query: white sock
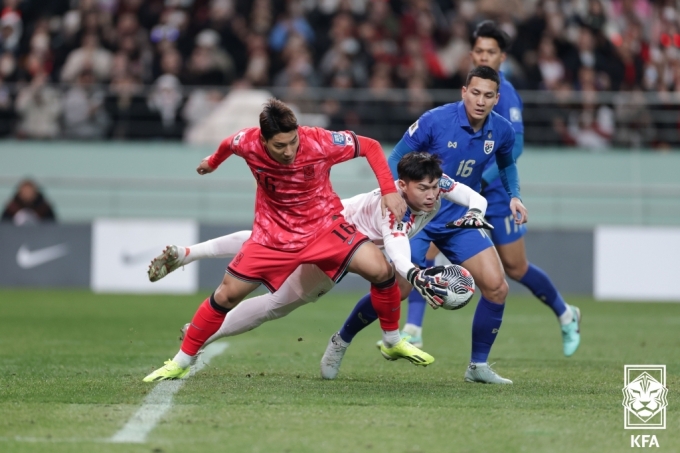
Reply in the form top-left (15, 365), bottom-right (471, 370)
top-left (471, 362), bottom-right (488, 367)
top-left (172, 350), bottom-right (194, 368)
top-left (402, 323), bottom-right (422, 338)
top-left (183, 231), bottom-right (252, 265)
top-left (206, 280), bottom-right (309, 343)
top-left (558, 306), bottom-right (574, 326)
top-left (382, 330), bottom-right (401, 348)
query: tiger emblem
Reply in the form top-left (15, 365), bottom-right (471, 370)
top-left (622, 372), bottom-right (668, 422)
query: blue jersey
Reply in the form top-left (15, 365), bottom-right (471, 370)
top-left (484, 72), bottom-right (524, 218)
top-left (400, 101), bottom-right (516, 234)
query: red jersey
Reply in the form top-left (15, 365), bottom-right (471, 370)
top-left (208, 126), bottom-right (395, 251)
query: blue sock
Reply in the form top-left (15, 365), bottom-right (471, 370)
top-left (406, 289), bottom-right (426, 327)
top-left (519, 263), bottom-right (568, 317)
top-left (406, 258), bottom-right (434, 327)
top-left (338, 293), bottom-right (378, 343)
top-left (471, 296), bottom-right (505, 363)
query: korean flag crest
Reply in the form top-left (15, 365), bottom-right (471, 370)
top-left (483, 140), bottom-right (495, 154)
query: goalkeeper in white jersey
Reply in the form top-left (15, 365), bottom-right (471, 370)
top-left (147, 152), bottom-right (491, 375)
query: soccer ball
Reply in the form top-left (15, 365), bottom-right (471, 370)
top-left (438, 264), bottom-right (475, 310)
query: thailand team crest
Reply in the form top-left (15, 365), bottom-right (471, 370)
top-left (622, 365), bottom-right (667, 429)
top-left (483, 140), bottom-right (494, 154)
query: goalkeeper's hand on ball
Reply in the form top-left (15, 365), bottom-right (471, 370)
top-left (407, 266), bottom-right (449, 310)
top-left (446, 208), bottom-right (494, 230)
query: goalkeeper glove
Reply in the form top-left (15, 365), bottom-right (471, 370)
top-left (445, 208), bottom-right (494, 230)
top-left (407, 266), bottom-right (449, 309)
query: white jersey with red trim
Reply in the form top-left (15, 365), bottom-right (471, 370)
top-left (340, 174), bottom-right (485, 280)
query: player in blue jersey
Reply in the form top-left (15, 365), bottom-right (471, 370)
top-left (320, 65), bottom-right (527, 384)
top-left (399, 21), bottom-right (581, 357)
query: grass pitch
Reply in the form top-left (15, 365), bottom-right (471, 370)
top-left (0, 289), bottom-right (678, 453)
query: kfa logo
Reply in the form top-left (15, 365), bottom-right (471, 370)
top-left (483, 140), bottom-right (494, 154)
top-left (303, 164), bottom-right (315, 180)
top-left (623, 365), bottom-right (667, 430)
top-left (631, 435), bottom-right (659, 448)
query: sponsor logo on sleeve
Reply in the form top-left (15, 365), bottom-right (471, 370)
top-left (439, 176), bottom-right (454, 191)
top-left (233, 131), bottom-right (244, 146)
top-left (331, 132), bottom-right (346, 145)
top-left (509, 107), bottom-right (522, 122)
top-left (408, 120), bottom-right (419, 136)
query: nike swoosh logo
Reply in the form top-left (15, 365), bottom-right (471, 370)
top-left (347, 233), bottom-right (357, 245)
top-left (16, 244), bottom-right (69, 269)
top-left (120, 248), bottom-right (163, 265)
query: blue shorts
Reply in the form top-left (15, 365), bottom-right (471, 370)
top-left (410, 227), bottom-right (494, 267)
top-left (487, 214), bottom-right (527, 245)
top-left (482, 180), bottom-right (527, 246)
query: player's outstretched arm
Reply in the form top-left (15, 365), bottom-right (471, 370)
top-left (199, 134), bottom-right (238, 174)
top-left (197, 157), bottom-right (215, 175)
top-left (356, 135), bottom-right (406, 219)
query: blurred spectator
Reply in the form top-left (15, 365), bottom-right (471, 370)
top-left (438, 19), bottom-right (470, 83)
top-left (147, 73), bottom-right (184, 137)
top-left (613, 88), bottom-right (655, 148)
top-left (243, 33), bottom-right (270, 86)
top-left (0, 11), bottom-right (22, 54)
top-left (105, 74), bottom-right (153, 139)
top-left (62, 69), bottom-right (109, 139)
top-left (15, 72), bottom-right (61, 139)
top-left (184, 30), bottom-right (235, 85)
top-left (536, 36), bottom-right (565, 90)
top-left (60, 33), bottom-right (113, 83)
top-left (567, 88), bottom-right (615, 149)
top-left (269, 0), bottom-right (314, 52)
top-left (182, 88), bottom-right (224, 130)
top-left (2, 179), bottom-right (57, 225)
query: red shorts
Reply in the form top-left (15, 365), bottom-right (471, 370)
top-left (227, 216), bottom-right (369, 292)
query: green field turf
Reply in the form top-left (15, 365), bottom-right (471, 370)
top-left (0, 289), bottom-right (678, 453)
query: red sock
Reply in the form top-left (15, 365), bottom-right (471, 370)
top-left (180, 297), bottom-right (228, 356)
top-left (370, 278), bottom-right (400, 332)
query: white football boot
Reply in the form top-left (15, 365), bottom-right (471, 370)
top-left (464, 362), bottom-right (513, 384)
top-left (148, 245), bottom-right (187, 282)
top-left (320, 332), bottom-right (349, 380)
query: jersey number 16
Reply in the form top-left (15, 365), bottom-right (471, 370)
top-left (455, 159), bottom-right (476, 178)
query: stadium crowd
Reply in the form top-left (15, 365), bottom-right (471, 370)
top-left (0, 0), bottom-right (678, 147)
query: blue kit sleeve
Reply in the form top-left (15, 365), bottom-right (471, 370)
top-left (482, 132), bottom-right (524, 186)
top-left (387, 138), bottom-right (415, 179)
top-left (496, 130), bottom-right (521, 199)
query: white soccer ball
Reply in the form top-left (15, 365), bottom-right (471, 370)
top-left (438, 264), bottom-right (475, 310)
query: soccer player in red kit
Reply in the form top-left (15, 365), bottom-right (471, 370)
top-left (144, 99), bottom-right (435, 381)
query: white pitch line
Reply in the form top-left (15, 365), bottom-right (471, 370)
top-left (109, 341), bottom-right (229, 444)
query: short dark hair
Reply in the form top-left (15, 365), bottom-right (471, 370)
top-left (471, 20), bottom-right (509, 52)
top-left (465, 65), bottom-right (500, 90)
top-left (259, 98), bottom-right (298, 140)
top-left (397, 152), bottom-right (443, 183)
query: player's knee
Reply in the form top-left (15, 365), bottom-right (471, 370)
top-left (213, 285), bottom-right (242, 309)
top-left (480, 277), bottom-right (508, 302)
top-left (503, 259), bottom-right (529, 281)
top-left (367, 264), bottom-right (394, 285)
